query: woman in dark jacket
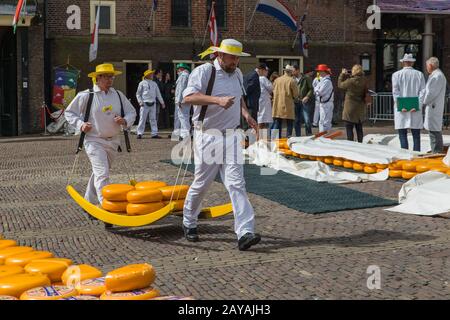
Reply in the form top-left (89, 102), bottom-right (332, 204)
top-left (338, 64), bottom-right (368, 142)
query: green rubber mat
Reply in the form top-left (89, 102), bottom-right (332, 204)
top-left (161, 160), bottom-right (398, 214)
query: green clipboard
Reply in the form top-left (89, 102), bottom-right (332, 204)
top-left (397, 97), bottom-right (419, 111)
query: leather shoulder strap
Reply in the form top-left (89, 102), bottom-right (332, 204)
top-left (76, 89), bottom-right (94, 154)
top-left (199, 64), bottom-right (216, 123)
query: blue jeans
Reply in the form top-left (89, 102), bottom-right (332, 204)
top-left (398, 129), bottom-right (421, 152)
top-left (272, 118), bottom-right (294, 138)
top-left (294, 102), bottom-right (312, 136)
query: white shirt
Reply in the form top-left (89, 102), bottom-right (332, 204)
top-left (314, 75), bottom-right (334, 105)
top-left (65, 85), bottom-right (136, 144)
top-left (392, 67), bottom-right (426, 129)
top-left (136, 79), bottom-right (164, 106)
top-left (183, 59), bottom-right (244, 132)
top-left (175, 70), bottom-right (190, 105)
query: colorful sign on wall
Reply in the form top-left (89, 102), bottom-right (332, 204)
top-left (52, 67), bottom-right (80, 109)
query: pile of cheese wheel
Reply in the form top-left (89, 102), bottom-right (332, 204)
top-left (275, 139), bottom-right (450, 180)
top-left (0, 238), bottom-right (193, 300)
top-left (102, 180), bottom-right (189, 215)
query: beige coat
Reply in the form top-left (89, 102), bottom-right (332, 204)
top-left (272, 74), bottom-right (299, 120)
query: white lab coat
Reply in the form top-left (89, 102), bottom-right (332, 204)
top-left (257, 76), bottom-right (273, 124)
top-left (392, 67), bottom-right (426, 130)
top-left (422, 69), bottom-right (447, 132)
top-left (314, 75), bottom-right (334, 132)
top-left (175, 70), bottom-right (191, 139)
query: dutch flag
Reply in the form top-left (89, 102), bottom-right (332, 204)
top-left (256, 0), bottom-right (297, 32)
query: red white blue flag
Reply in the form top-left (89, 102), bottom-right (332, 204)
top-left (12, 0), bottom-right (26, 34)
top-left (208, 2), bottom-right (219, 46)
top-left (256, 0), bottom-right (297, 32)
top-left (89, 6), bottom-right (100, 62)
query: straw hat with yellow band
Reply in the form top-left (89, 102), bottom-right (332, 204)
top-left (88, 63), bottom-right (122, 78)
top-left (199, 39), bottom-right (251, 60)
top-left (142, 69), bottom-right (156, 80)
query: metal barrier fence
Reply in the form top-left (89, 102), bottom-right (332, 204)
top-left (368, 92), bottom-right (450, 128)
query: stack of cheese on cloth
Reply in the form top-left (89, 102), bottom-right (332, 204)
top-left (102, 181), bottom-right (189, 215)
top-left (0, 239), bottom-right (193, 300)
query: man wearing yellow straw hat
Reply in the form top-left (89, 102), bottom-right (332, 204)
top-left (65, 63), bottom-right (136, 204)
top-left (181, 39), bottom-right (261, 251)
top-left (136, 69), bottom-right (165, 139)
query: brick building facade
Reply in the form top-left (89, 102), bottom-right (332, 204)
top-left (2, 0), bottom-right (450, 135)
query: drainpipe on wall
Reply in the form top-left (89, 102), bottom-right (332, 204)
top-left (43, 0), bottom-right (51, 108)
top-left (423, 14), bottom-right (434, 70)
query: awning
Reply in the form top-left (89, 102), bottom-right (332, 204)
top-left (376, 0), bottom-right (450, 15)
top-left (0, 2), bottom-right (37, 27)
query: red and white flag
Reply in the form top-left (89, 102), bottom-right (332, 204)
top-left (208, 3), bottom-right (219, 46)
top-left (12, 0), bottom-right (25, 34)
top-left (89, 7), bottom-right (100, 62)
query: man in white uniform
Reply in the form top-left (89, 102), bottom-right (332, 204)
top-left (182, 39), bottom-right (261, 251)
top-left (258, 66), bottom-right (273, 131)
top-left (421, 57), bottom-right (447, 154)
top-left (314, 64), bottom-right (334, 132)
top-left (312, 73), bottom-right (321, 127)
top-left (392, 53), bottom-right (426, 151)
top-left (65, 63), bottom-right (136, 204)
top-left (173, 63), bottom-right (191, 140)
top-left (136, 69), bottom-right (165, 139)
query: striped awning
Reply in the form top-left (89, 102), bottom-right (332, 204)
top-left (376, 0), bottom-right (450, 15)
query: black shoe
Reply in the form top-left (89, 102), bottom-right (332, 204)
top-left (183, 225), bottom-right (199, 242)
top-left (238, 233), bottom-right (261, 251)
top-left (151, 135), bottom-right (162, 139)
top-left (137, 135), bottom-right (142, 139)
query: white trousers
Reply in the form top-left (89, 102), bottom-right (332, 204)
top-left (137, 105), bottom-right (158, 136)
top-left (313, 100), bottom-right (320, 126)
top-left (183, 130), bottom-right (256, 240)
top-left (172, 105), bottom-right (181, 138)
top-left (84, 140), bottom-right (117, 204)
top-left (319, 102), bottom-right (334, 132)
top-left (178, 105), bottom-right (191, 139)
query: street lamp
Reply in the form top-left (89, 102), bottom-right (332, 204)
top-left (360, 53), bottom-right (372, 75)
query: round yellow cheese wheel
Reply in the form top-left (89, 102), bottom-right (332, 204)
top-left (376, 169), bottom-right (385, 173)
top-left (308, 155), bottom-right (317, 161)
top-left (389, 169), bottom-right (403, 178)
top-left (284, 150), bottom-right (294, 156)
top-left (158, 185), bottom-right (189, 201)
top-left (0, 273), bottom-right (51, 297)
top-left (149, 296), bottom-right (195, 300)
top-left (299, 154), bottom-right (309, 159)
top-left (316, 156), bottom-right (324, 162)
top-left (24, 259), bottom-right (70, 283)
top-left (0, 295), bottom-right (19, 300)
top-left (77, 277), bottom-right (106, 296)
top-left (5, 251), bottom-right (53, 267)
top-left (402, 161), bottom-right (420, 172)
top-left (100, 287), bottom-right (160, 300)
top-left (164, 199), bottom-right (185, 211)
top-left (102, 184), bottom-right (135, 201)
top-left (416, 164), bottom-right (431, 173)
top-left (20, 285), bottom-right (78, 300)
top-left (101, 199), bottom-right (128, 213)
top-left (402, 171), bottom-right (417, 180)
top-left (389, 162), bottom-right (403, 170)
top-left (324, 157), bottom-right (334, 164)
top-left (0, 265), bottom-right (24, 279)
top-left (61, 264), bottom-right (103, 287)
top-left (105, 264), bottom-right (155, 293)
top-left (126, 202), bottom-right (165, 216)
top-left (343, 160), bottom-right (353, 169)
top-left (429, 167), bottom-right (448, 173)
top-left (61, 295), bottom-right (100, 300)
top-left (375, 164), bottom-right (388, 169)
top-left (333, 159), bottom-right (344, 167)
top-left (135, 181), bottom-right (167, 191)
top-left (0, 240), bottom-right (17, 250)
top-left (353, 163), bottom-right (364, 171)
top-left (127, 189), bottom-right (163, 204)
top-left (364, 166), bottom-right (377, 174)
top-left (447, 170), bottom-right (450, 175)
top-left (0, 247), bottom-right (34, 261)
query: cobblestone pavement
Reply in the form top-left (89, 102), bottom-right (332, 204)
top-left (1, 125), bottom-right (450, 300)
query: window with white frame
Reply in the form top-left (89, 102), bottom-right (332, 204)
top-left (90, 1), bottom-right (116, 34)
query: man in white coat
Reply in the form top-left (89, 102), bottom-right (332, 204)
top-left (65, 63), bottom-right (136, 204)
top-left (257, 65), bottom-right (273, 132)
top-left (392, 53), bottom-right (426, 152)
top-left (182, 39), bottom-right (261, 251)
top-left (136, 69), bottom-right (165, 139)
top-left (173, 63), bottom-right (191, 140)
top-left (314, 64), bottom-right (334, 132)
top-left (421, 57), bottom-right (447, 154)
top-left (312, 73), bottom-right (320, 127)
